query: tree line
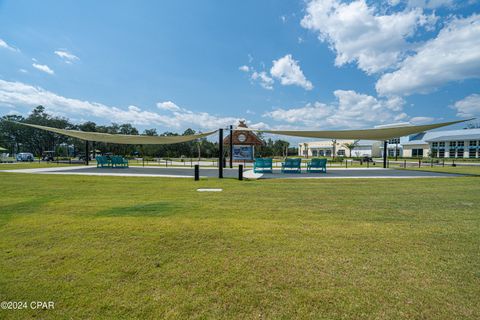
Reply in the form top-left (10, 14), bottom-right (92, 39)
top-left (0, 106), bottom-right (296, 159)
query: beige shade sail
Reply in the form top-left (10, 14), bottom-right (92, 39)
top-left (0, 146), bottom-right (7, 151)
top-left (13, 122), bottom-right (217, 145)
top-left (259, 119), bottom-right (472, 141)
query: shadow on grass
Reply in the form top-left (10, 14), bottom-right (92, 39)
top-left (0, 197), bottom-right (54, 227)
top-left (95, 202), bottom-right (181, 217)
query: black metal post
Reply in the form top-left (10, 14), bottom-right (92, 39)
top-left (219, 128), bottom-right (224, 178)
top-left (229, 125), bottom-right (233, 168)
top-left (85, 140), bottom-right (89, 166)
top-left (194, 164), bottom-right (199, 181)
top-left (383, 140), bottom-right (387, 168)
top-left (238, 164), bottom-right (243, 180)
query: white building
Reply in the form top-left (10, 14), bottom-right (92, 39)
top-left (298, 140), bottom-right (381, 158)
top-left (299, 128), bottom-right (480, 159)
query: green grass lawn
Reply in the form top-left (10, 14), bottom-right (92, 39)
top-left (1, 173), bottom-right (479, 319)
top-left (0, 162), bottom-right (77, 170)
top-left (401, 165), bottom-right (480, 176)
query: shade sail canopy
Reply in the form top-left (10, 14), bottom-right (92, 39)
top-left (13, 122), bottom-right (217, 145)
top-left (259, 119), bottom-right (472, 141)
top-left (0, 146), bottom-right (7, 151)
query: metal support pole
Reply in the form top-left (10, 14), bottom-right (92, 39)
top-left (238, 164), bottom-right (243, 180)
top-left (383, 140), bottom-right (387, 168)
top-left (218, 128), bottom-right (224, 178)
top-left (85, 140), bottom-right (89, 166)
top-left (194, 164), bottom-right (199, 181)
top-left (229, 125), bottom-right (233, 168)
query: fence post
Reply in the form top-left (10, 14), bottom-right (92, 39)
top-left (418, 159), bottom-right (421, 168)
top-left (431, 159), bottom-right (433, 167)
top-left (404, 160), bottom-right (406, 168)
top-left (238, 164), bottom-right (243, 180)
top-left (194, 164), bottom-right (199, 181)
top-left (443, 159), bottom-right (445, 167)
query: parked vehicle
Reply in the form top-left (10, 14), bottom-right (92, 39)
top-left (362, 156), bottom-right (373, 163)
top-left (42, 151), bottom-right (55, 161)
top-left (16, 152), bottom-right (34, 162)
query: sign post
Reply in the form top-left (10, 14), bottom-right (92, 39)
top-left (219, 128), bottom-right (223, 178)
top-left (229, 125), bottom-right (233, 168)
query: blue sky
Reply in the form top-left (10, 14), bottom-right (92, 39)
top-left (1, 0), bottom-right (479, 133)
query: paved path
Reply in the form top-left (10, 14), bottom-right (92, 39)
top-left (0, 165), bottom-right (463, 179)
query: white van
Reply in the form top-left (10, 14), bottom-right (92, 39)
top-left (16, 152), bottom-right (35, 162)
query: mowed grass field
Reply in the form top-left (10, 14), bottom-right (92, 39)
top-left (0, 173), bottom-right (479, 319)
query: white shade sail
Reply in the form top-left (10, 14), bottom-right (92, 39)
top-left (259, 119), bottom-right (472, 141)
top-left (13, 122), bottom-right (217, 145)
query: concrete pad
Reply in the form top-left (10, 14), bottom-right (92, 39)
top-left (0, 166), bottom-right (463, 179)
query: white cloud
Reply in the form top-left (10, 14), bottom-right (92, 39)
top-left (452, 94), bottom-right (480, 118)
top-left (376, 14), bottom-right (480, 96)
top-left (32, 63), bottom-right (54, 75)
top-left (157, 101), bottom-right (181, 112)
top-left (410, 116), bottom-right (435, 124)
top-left (18, 69), bottom-right (28, 74)
top-left (270, 54), bottom-right (313, 90)
top-left (0, 38), bottom-right (19, 52)
top-left (238, 65), bottom-right (250, 72)
top-left (0, 79), bottom-right (250, 130)
top-left (54, 50), bottom-right (79, 63)
top-left (301, 0), bottom-right (432, 74)
top-left (404, 0), bottom-right (454, 9)
top-left (264, 90), bottom-right (408, 129)
top-left (251, 71), bottom-right (274, 90)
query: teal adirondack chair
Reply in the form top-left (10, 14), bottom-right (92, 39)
top-left (112, 156), bottom-right (129, 168)
top-left (96, 155), bottom-right (111, 168)
top-left (254, 158), bottom-right (273, 173)
top-left (307, 158), bottom-right (327, 173)
top-left (281, 158), bottom-right (302, 173)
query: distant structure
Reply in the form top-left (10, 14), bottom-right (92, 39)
top-left (224, 121), bottom-right (263, 161)
top-left (298, 128), bottom-right (480, 159)
top-left (299, 140), bottom-right (381, 158)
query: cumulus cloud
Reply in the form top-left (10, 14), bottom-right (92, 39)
top-left (270, 54), bottom-right (313, 90)
top-left (409, 116), bottom-right (435, 124)
top-left (157, 101), bottom-right (181, 112)
top-left (240, 54), bottom-right (312, 90)
top-left (376, 14), bottom-right (480, 96)
top-left (32, 63), bottom-right (54, 75)
top-left (392, 0), bottom-right (454, 9)
top-left (264, 90), bottom-right (408, 129)
top-left (251, 71), bottom-right (274, 90)
top-left (301, 0), bottom-right (433, 74)
top-left (54, 50), bottom-right (79, 63)
top-left (0, 38), bottom-right (19, 52)
top-left (0, 79), bottom-right (252, 130)
top-left (452, 94), bottom-right (480, 118)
